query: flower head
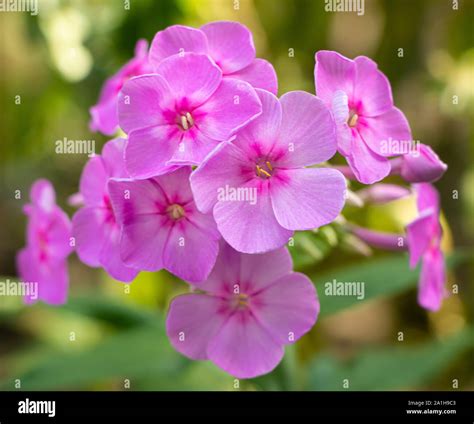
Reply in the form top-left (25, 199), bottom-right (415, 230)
top-left (149, 21), bottom-right (278, 94)
top-left (118, 52), bottom-right (262, 179)
top-left (90, 39), bottom-right (151, 136)
top-left (399, 143), bottom-right (447, 183)
top-left (166, 242), bottom-right (319, 378)
top-left (315, 50), bottom-right (412, 184)
top-left (72, 138), bottom-right (139, 282)
top-left (108, 167), bottom-right (220, 283)
top-left (406, 183), bottom-right (446, 311)
top-left (191, 89), bottom-right (346, 254)
top-left (16, 180), bottom-right (72, 305)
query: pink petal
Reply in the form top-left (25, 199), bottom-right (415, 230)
top-left (227, 58), bottom-right (278, 94)
top-left (252, 272), bottom-right (319, 345)
top-left (89, 96), bottom-right (119, 136)
top-left (195, 78), bottom-right (262, 141)
top-left (101, 138), bottom-right (128, 178)
top-left (406, 210), bottom-right (435, 268)
top-left (346, 130), bottom-right (391, 184)
top-left (30, 179), bottom-right (56, 213)
top-left (214, 182), bottom-right (293, 254)
top-left (358, 107), bottom-right (412, 157)
top-left (118, 74), bottom-right (173, 133)
top-left (151, 167), bottom-right (194, 205)
top-left (415, 182), bottom-right (440, 214)
top-left (149, 25), bottom-right (208, 68)
top-left (155, 53), bottom-right (222, 108)
top-left (271, 168), bottom-right (346, 231)
top-left (400, 144), bottom-right (447, 183)
top-left (72, 207), bottom-right (106, 267)
top-left (232, 88), bottom-right (282, 158)
top-left (353, 56), bottom-right (393, 117)
top-left (207, 310), bottom-right (284, 379)
top-left (190, 141), bottom-right (250, 214)
top-left (79, 156), bottom-right (107, 206)
top-left (331, 90), bottom-right (352, 156)
top-left (418, 247), bottom-right (446, 312)
top-left (276, 91), bottom-right (337, 167)
top-left (315, 50), bottom-right (355, 104)
top-left (201, 21), bottom-right (255, 74)
top-left (125, 125), bottom-right (179, 179)
top-left (166, 294), bottom-right (228, 360)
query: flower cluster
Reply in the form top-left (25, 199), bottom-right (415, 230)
top-left (17, 21), bottom-right (448, 378)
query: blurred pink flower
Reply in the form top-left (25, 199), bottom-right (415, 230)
top-left (166, 242), bottom-right (319, 379)
top-left (16, 179), bottom-right (72, 305)
top-left (149, 21), bottom-right (278, 94)
top-left (72, 138), bottom-right (139, 282)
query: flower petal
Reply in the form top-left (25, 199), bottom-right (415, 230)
top-left (418, 247), bottom-right (446, 312)
top-left (207, 310), bottom-right (284, 379)
top-left (353, 56), bottom-right (393, 116)
top-left (276, 91), bottom-right (337, 167)
top-left (358, 107), bottom-right (412, 157)
top-left (155, 53), bottom-right (222, 108)
top-left (400, 144), bottom-right (447, 183)
top-left (195, 78), bottom-right (262, 141)
top-left (227, 58), bottom-right (278, 94)
top-left (271, 168), bottom-right (346, 230)
top-left (79, 156), bottom-right (107, 206)
top-left (166, 293), bottom-right (228, 360)
top-left (72, 207), bottom-right (106, 267)
top-left (149, 25), bottom-right (208, 68)
top-left (406, 210), bottom-right (435, 268)
top-left (346, 130), bottom-right (391, 184)
top-left (252, 272), bottom-right (319, 344)
top-left (201, 21), bottom-right (255, 74)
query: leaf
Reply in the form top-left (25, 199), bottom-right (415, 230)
top-left (0, 324), bottom-right (187, 390)
top-left (308, 327), bottom-right (474, 390)
top-left (310, 252), bottom-right (466, 318)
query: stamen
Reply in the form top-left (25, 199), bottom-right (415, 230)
top-left (266, 161), bottom-right (273, 171)
top-left (180, 115), bottom-right (189, 131)
top-left (256, 165), bottom-right (271, 178)
top-left (348, 111), bottom-right (358, 128)
top-left (166, 204), bottom-right (185, 220)
top-left (185, 112), bottom-right (194, 126)
top-left (235, 293), bottom-right (249, 308)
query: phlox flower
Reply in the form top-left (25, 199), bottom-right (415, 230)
top-left (315, 50), bottom-right (412, 184)
top-left (149, 21), bottom-right (278, 94)
top-left (108, 167), bottom-right (220, 283)
top-left (166, 242), bottom-right (319, 379)
top-left (118, 52), bottom-right (262, 179)
top-left (72, 138), bottom-right (139, 282)
top-left (191, 88), bottom-right (346, 254)
top-left (16, 179), bottom-right (72, 305)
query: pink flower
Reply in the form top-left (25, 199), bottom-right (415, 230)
top-left (315, 50), bottom-right (412, 184)
top-left (108, 167), bottom-right (220, 283)
top-left (72, 138), bottom-right (139, 282)
top-left (406, 183), bottom-right (446, 311)
top-left (397, 144), bottom-right (447, 183)
top-left (16, 180), bottom-right (72, 305)
top-left (90, 39), bottom-right (151, 136)
top-left (190, 89), bottom-right (346, 254)
top-left (118, 52), bottom-right (262, 179)
top-left (166, 242), bottom-right (319, 379)
top-left (149, 21), bottom-right (278, 94)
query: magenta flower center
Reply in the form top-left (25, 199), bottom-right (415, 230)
top-left (232, 292), bottom-right (250, 309)
top-left (166, 204), bottom-right (186, 220)
top-left (176, 112), bottom-right (194, 131)
top-left (348, 110), bottom-right (359, 128)
top-left (255, 160), bottom-right (274, 179)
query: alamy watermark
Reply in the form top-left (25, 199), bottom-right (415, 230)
top-left (217, 185), bottom-right (257, 205)
top-left (0, 278), bottom-right (38, 300)
top-left (0, 0), bottom-right (38, 16)
top-left (325, 279), bottom-right (365, 300)
top-left (55, 137), bottom-right (95, 157)
top-left (381, 138), bottom-right (420, 157)
top-left (324, 0), bottom-right (364, 16)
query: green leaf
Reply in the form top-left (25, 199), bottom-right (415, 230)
top-left (1, 324), bottom-right (187, 390)
top-left (308, 327), bottom-right (474, 390)
top-left (310, 252), bottom-right (466, 318)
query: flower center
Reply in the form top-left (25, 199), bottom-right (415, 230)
top-left (233, 293), bottom-right (250, 309)
top-left (348, 110), bottom-right (359, 128)
top-left (177, 112), bottom-right (194, 131)
top-left (166, 204), bottom-right (185, 220)
top-left (255, 160), bottom-right (274, 179)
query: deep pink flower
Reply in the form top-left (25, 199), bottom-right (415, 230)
top-left (166, 242), bottom-right (319, 379)
top-left (118, 53), bottom-right (262, 179)
top-left (190, 89), bottom-right (346, 254)
top-left (16, 180), bottom-right (72, 305)
top-left (149, 21), bottom-right (278, 94)
top-left (108, 167), bottom-right (220, 283)
top-left (90, 39), bottom-right (151, 136)
top-left (315, 50), bottom-right (412, 184)
top-left (406, 183), bottom-right (446, 311)
top-left (72, 138), bottom-right (139, 282)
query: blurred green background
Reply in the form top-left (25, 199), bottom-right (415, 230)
top-left (0, 0), bottom-right (473, 391)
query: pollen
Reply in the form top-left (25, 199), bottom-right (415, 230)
top-left (178, 112), bottom-right (194, 131)
top-left (166, 204), bottom-right (186, 220)
top-left (348, 111), bottom-right (359, 128)
top-left (255, 161), bottom-right (274, 179)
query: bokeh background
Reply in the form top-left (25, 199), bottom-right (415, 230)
top-left (0, 0), bottom-right (473, 391)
